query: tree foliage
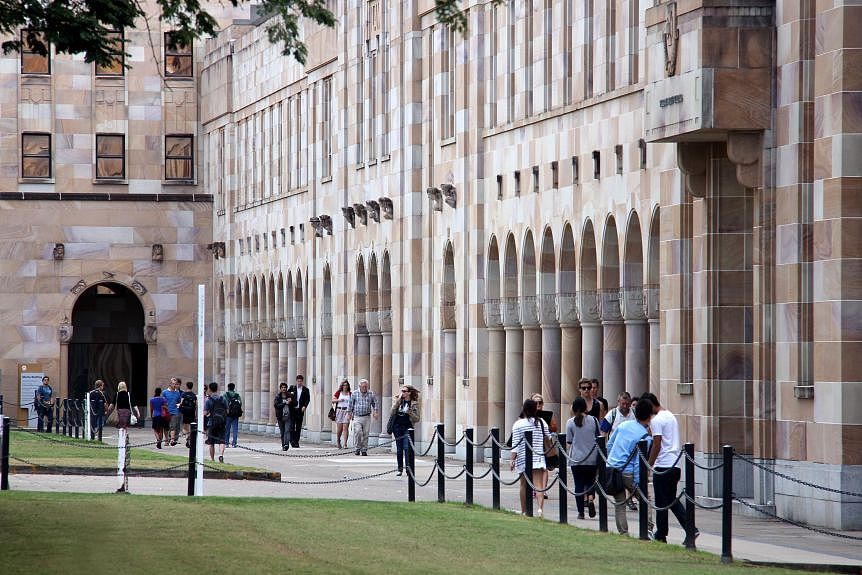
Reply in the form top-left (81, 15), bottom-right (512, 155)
top-left (0, 0), bottom-right (472, 68)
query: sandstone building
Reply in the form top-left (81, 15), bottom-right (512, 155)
top-left (1, 0), bottom-right (859, 529)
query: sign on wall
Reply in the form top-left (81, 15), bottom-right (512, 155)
top-left (19, 363), bottom-right (44, 429)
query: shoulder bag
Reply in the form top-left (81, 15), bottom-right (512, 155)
top-left (541, 419), bottom-right (559, 471)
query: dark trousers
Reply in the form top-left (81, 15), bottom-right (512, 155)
top-left (92, 410), bottom-right (105, 440)
top-left (277, 417), bottom-right (288, 447)
top-left (571, 464), bottom-right (597, 515)
top-left (394, 425), bottom-right (411, 470)
top-left (37, 407), bottom-right (53, 432)
top-left (288, 409), bottom-right (304, 446)
top-left (653, 466), bottom-right (687, 539)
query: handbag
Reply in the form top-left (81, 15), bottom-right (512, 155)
top-left (541, 420), bottom-right (559, 470)
top-left (130, 411), bottom-right (138, 426)
top-left (602, 466), bottom-right (625, 496)
top-left (385, 411), bottom-right (397, 435)
top-left (327, 406), bottom-right (337, 421)
top-left (161, 403), bottom-right (170, 420)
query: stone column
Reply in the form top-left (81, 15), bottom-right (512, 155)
top-left (267, 341), bottom-right (278, 426)
top-left (287, 339), bottom-right (297, 390)
top-left (251, 338), bottom-right (262, 427)
top-left (380, 308), bottom-right (393, 423)
top-left (356, 333), bottom-right (370, 388)
top-left (579, 290), bottom-right (603, 381)
top-left (485, 298), bottom-right (506, 433)
top-left (243, 338), bottom-right (254, 427)
top-left (521, 296), bottom-right (541, 399)
top-left (443, 328), bottom-right (457, 442)
top-left (369, 331), bottom-right (384, 437)
top-left (538, 293), bottom-right (561, 421)
top-left (236, 341), bottom-right (248, 427)
top-left (557, 293), bottom-right (581, 417)
top-left (260, 337), bottom-right (271, 425)
top-left (502, 297), bottom-right (524, 427)
top-left (644, 284), bottom-right (660, 393)
top-left (600, 289), bottom-right (626, 402)
top-left (621, 286), bottom-right (649, 397)
top-left (321, 335), bottom-right (333, 442)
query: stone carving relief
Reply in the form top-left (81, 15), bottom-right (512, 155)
top-left (144, 325), bottom-right (158, 344)
top-left (130, 280), bottom-right (147, 296)
top-left (70, 279), bottom-right (88, 294)
top-left (663, 1), bottom-right (679, 77)
top-left (21, 86), bottom-right (52, 103)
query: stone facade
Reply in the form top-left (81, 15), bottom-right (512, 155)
top-left (0, 1), bottom-right (248, 410)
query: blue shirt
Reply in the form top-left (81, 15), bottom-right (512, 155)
top-left (606, 420), bottom-right (651, 484)
top-left (36, 384), bottom-right (53, 406)
top-left (162, 389), bottom-right (182, 415)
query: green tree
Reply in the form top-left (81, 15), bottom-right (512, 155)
top-left (0, 0), bottom-right (475, 68)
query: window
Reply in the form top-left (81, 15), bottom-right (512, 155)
top-left (639, 139), bottom-right (647, 169)
top-left (572, 156), bottom-right (579, 183)
top-left (514, 170), bottom-right (521, 196)
top-left (290, 226), bottom-right (295, 244)
top-left (592, 150), bottom-right (601, 179)
top-left (615, 145), bottom-right (623, 175)
top-left (280, 228), bottom-right (286, 246)
top-left (551, 161), bottom-right (559, 189)
top-left (496, 174), bottom-right (503, 200)
top-left (165, 135), bottom-right (193, 180)
top-left (532, 165), bottom-right (540, 193)
top-left (238, 239), bottom-right (244, 255)
top-left (22, 133), bottom-right (51, 178)
top-left (21, 30), bottom-right (50, 74)
top-left (299, 223), bottom-right (305, 241)
top-left (321, 77), bottom-right (332, 178)
top-left (95, 134), bottom-right (125, 179)
top-left (442, 26), bottom-right (456, 140)
top-left (95, 31), bottom-right (124, 76)
top-left (164, 32), bottom-right (192, 77)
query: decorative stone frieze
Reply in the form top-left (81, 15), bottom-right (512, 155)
top-left (599, 289), bottom-right (623, 322)
top-left (379, 307), bottom-right (392, 332)
top-left (501, 296), bottom-right (521, 327)
top-left (520, 295), bottom-right (539, 327)
top-left (555, 293), bottom-right (579, 326)
top-left (484, 298), bottom-right (502, 329)
top-left (537, 293), bottom-right (557, 326)
top-left (577, 290), bottom-right (601, 323)
top-left (620, 286), bottom-right (646, 321)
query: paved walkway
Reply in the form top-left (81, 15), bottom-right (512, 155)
top-left (8, 428), bottom-right (862, 570)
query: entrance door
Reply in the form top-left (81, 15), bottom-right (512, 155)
top-left (68, 283), bottom-right (147, 408)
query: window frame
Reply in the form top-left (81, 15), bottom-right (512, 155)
top-left (21, 132), bottom-right (52, 179)
top-left (95, 31), bottom-right (125, 76)
top-left (164, 134), bottom-right (194, 181)
top-left (95, 133), bottom-right (126, 180)
top-left (20, 30), bottom-right (50, 75)
top-left (164, 32), bottom-right (193, 78)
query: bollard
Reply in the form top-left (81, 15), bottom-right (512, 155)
top-left (54, 402), bottom-right (60, 434)
top-left (491, 427), bottom-right (501, 510)
top-left (684, 443), bottom-right (696, 550)
top-left (436, 423), bottom-right (445, 503)
top-left (62, 398), bottom-right (69, 436)
top-left (596, 436), bottom-right (608, 532)
top-left (84, 393), bottom-right (92, 441)
top-left (407, 428), bottom-right (416, 502)
top-left (524, 430), bottom-right (534, 518)
top-left (465, 428), bottom-right (474, 506)
top-left (1, 416), bottom-right (10, 490)
top-left (0, 394), bottom-right (4, 416)
top-left (558, 432), bottom-right (567, 524)
top-left (187, 422), bottom-right (197, 496)
top-left (721, 444), bottom-right (733, 563)
top-left (74, 400), bottom-right (81, 439)
top-left (638, 438), bottom-right (650, 541)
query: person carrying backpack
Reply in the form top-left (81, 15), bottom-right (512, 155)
top-left (204, 381), bottom-right (227, 463)
top-left (223, 382), bottom-right (243, 448)
top-left (179, 381), bottom-right (197, 448)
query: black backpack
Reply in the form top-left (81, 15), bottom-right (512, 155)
top-left (226, 393), bottom-right (243, 418)
top-left (210, 396), bottom-right (227, 429)
top-left (180, 391), bottom-right (196, 413)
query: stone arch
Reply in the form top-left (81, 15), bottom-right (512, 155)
top-left (600, 215), bottom-right (624, 400)
top-left (560, 222), bottom-right (577, 315)
top-left (380, 251), bottom-right (392, 313)
top-left (487, 235), bottom-right (501, 306)
top-left (356, 254), bottom-right (367, 334)
top-left (623, 211), bottom-right (649, 397)
top-left (442, 241), bottom-right (457, 440)
top-left (503, 233), bottom-right (518, 300)
top-left (646, 207), bottom-right (661, 392)
top-left (368, 252), bottom-right (380, 323)
top-left (579, 219), bottom-right (602, 382)
top-left (485, 234), bottom-right (505, 432)
top-left (539, 227), bottom-right (556, 322)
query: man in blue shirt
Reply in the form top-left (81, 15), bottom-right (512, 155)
top-left (606, 399), bottom-right (653, 535)
top-left (34, 376), bottom-right (55, 432)
top-left (161, 378), bottom-right (183, 446)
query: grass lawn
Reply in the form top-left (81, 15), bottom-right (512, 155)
top-left (8, 430), bottom-right (260, 473)
top-left (0, 492), bottom-right (828, 575)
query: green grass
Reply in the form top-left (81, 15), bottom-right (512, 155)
top-left (8, 430), bottom-right (259, 472)
top-left (0, 492), bottom-right (829, 575)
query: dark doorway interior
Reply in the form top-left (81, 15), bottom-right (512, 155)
top-left (68, 283), bottom-right (147, 409)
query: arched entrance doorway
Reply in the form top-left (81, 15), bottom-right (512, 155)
top-left (68, 282), bottom-right (147, 407)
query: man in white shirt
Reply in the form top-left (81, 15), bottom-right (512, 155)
top-left (600, 391), bottom-right (635, 436)
top-left (642, 392), bottom-right (698, 545)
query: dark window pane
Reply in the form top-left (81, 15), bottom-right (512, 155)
top-left (96, 135), bottom-right (123, 156)
top-left (165, 136), bottom-right (192, 157)
top-left (22, 134), bottom-right (50, 156)
top-left (95, 33), bottom-right (124, 76)
top-left (23, 157), bottom-right (49, 178)
top-left (21, 31), bottom-right (50, 74)
top-left (97, 158), bottom-right (124, 179)
top-left (165, 55), bottom-right (192, 77)
top-left (166, 159), bottom-right (192, 180)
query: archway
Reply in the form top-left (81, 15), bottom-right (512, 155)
top-left (503, 233), bottom-right (522, 426)
top-left (580, 219), bottom-right (602, 383)
top-left (559, 223), bottom-right (581, 411)
top-left (623, 212), bottom-right (648, 397)
top-left (538, 228), bottom-right (561, 421)
top-left (521, 230), bottom-right (541, 399)
top-left (486, 236), bottom-right (505, 432)
top-left (600, 216), bottom-right (624, 400)
top-left (68, 282), bottom-right (147, 407)
top-left (442, 242), bottom-right (457, 441)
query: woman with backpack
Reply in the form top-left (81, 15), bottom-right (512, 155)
top-left (149, 387), bottom-right (169, 449)
top-left (179, 381), bottom-right (197, 448)
top-left (565, 396), bottom-right (600, 519)
top-left (204, 381), bottom-right (227, 463)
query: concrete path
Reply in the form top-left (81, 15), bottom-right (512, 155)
top-left (8, 428), bottom-right (862, 570)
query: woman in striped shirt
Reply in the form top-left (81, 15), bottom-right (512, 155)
top-left (509, 398), bottom-right (553, 517)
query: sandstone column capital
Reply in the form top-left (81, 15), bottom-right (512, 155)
top-left (643, 284), bottom-right (660, 320)
top-left (520, 295), bottom-right (539, 327)
top-left (320, 313), bottom-right (333, 337)
top-left (599, 288), bottom-right (623, 323)
top-left (555, 292), bottom-right (580, 326)
top-left (538, 293), bottom-right (558, 326)
top-left (620, 286), bottom-right (647, 322)
top-left (577, 290), bottom-right (601, 324)
top-left (379, 307), bottom-right (392, 333)
top-left (501, 296), bottom-right (521, 328)
top-left (366, 307), bottom-right (380, 334)
top-left (484, 298), bottom-right (503, 329)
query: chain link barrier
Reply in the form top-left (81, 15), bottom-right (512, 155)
top-left (733, 496), bottom-right (862, 541)
top-left (734, 453), bottom-right (862, 498)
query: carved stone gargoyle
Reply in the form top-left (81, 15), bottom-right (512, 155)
top-left (379, 197), bottom-right (393, 219)
top-left (366, 200), bottom-right (381, 222)
top-left (353, 203), bottom-right (368, 225)
top-left (341, 206), bottom-right (355, 228)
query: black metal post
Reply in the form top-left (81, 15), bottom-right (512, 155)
top-left (436, 423), bottom-right (445, 503)
top-left (465, 428), bottom-right (474, 506)
top-left (596, 436), bottom-right (608, 532)
top-left (62, 398), bottom-right (69, 436)
top-left (524, 430), bottom-right (534, 517)
top-left (407, 428), bottom-right (416, 502)
top-left (74, 400), bottom-right (81, 439)
top-left (1, 416), bottom-right (10, 490)
top-left (684, 442), bottom-right (696, 550)
top-left (491, 427), bottom-right (501, 510)
top-left (721, 445), bottom-right (733, 563)
top-left (53, 402), bottom-right (60, 434)
top-left (0, 394), bottom-right (4, 416)
top-left (638, 438), bottom-right (650, 540)
top-left (187, 422), bottom-right (197, 496)
top-left (558, 432), bottom-right (567, 524)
